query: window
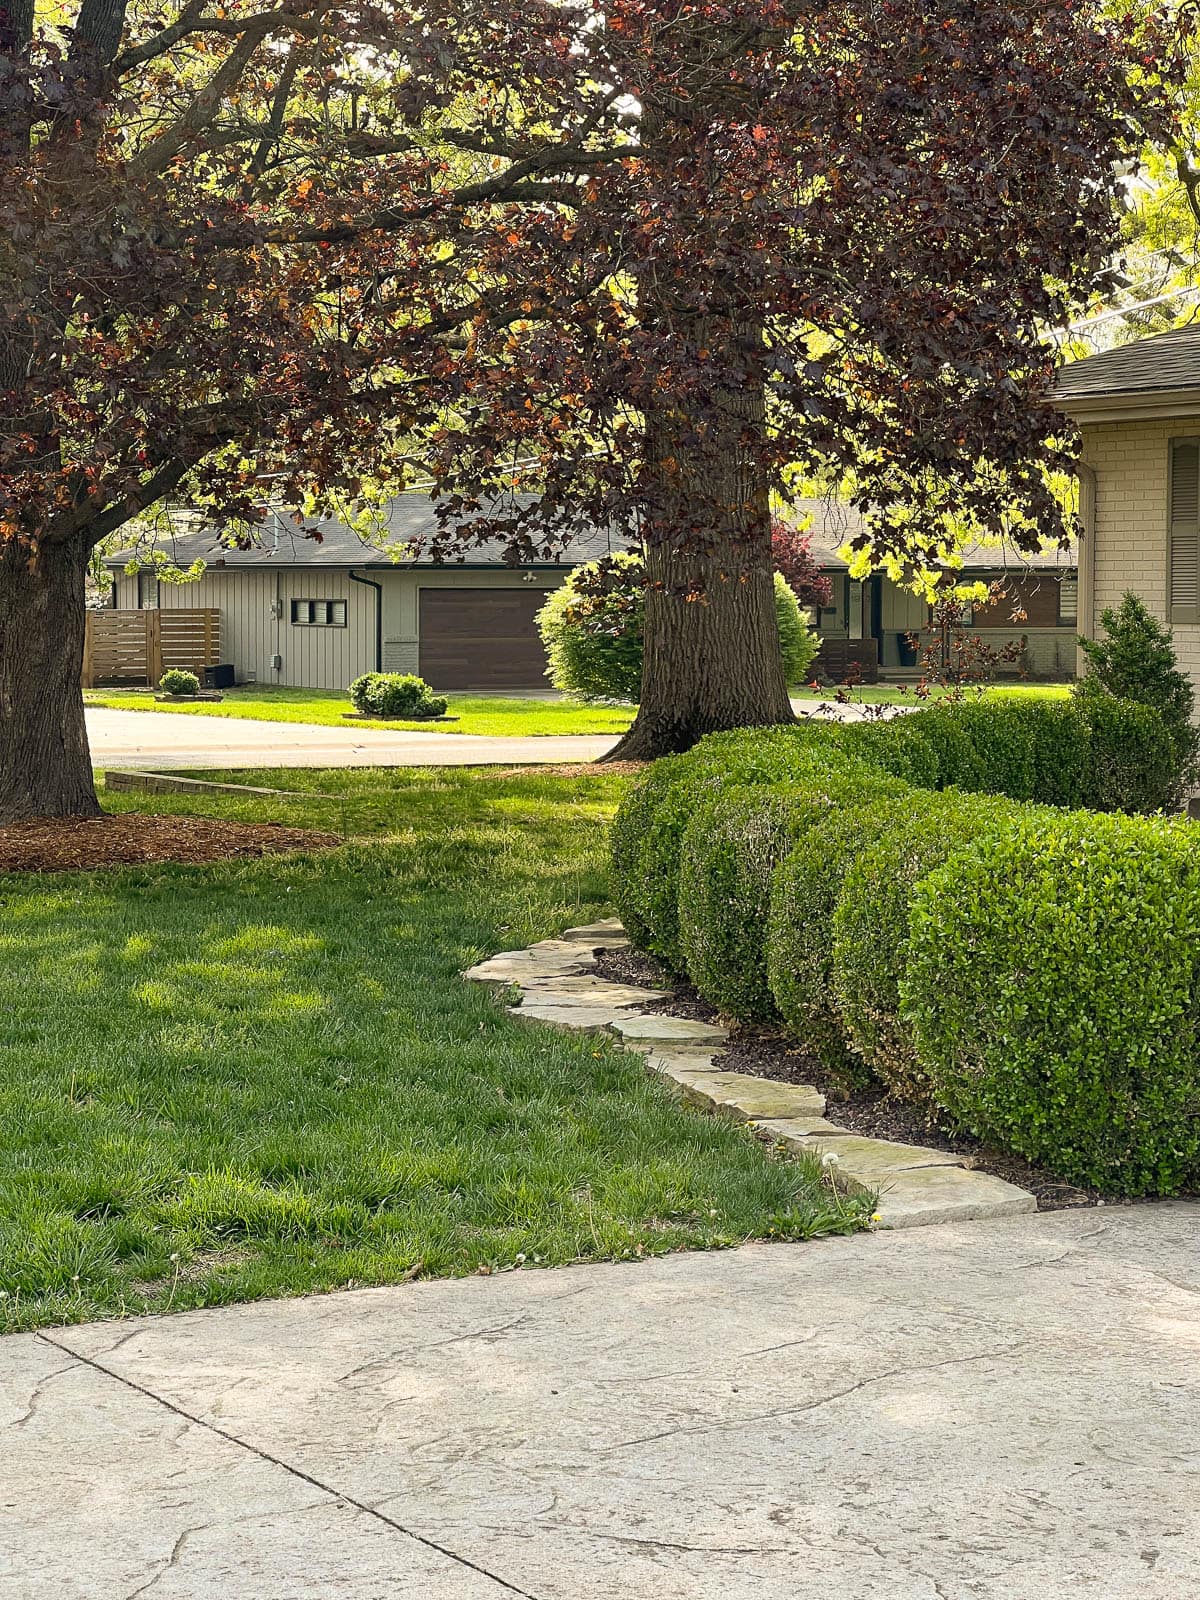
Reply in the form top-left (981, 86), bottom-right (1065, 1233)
top-left (1170, 438), bottom-right (1200, 625)
top-left (1057, 576), bottom-right (1078, 627)
top-left (290, 598), bottom-right (347, 627)
top-left (137, 571), bottom-right (159, 609)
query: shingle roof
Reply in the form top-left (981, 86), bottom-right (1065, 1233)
top-left (1052, 325), bottom-right (1200, 401)
top-left (105, 497), bottom-right (632, 570)
top-left (105, 494), bottom-right (1074, 574)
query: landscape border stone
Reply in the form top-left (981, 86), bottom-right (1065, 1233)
top-left (463, 918), bottom-right (1037, 1231)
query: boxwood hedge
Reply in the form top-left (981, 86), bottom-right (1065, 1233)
top-left (611, 694), bottom-right (1200, 1192)
top-left (904, 812), bottom-right (1200, 1194)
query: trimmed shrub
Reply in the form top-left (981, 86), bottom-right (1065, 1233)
top-left (615, 725), bottom-right (850, 970)
top-left (904, 811), bottom-right (1200, 1195)
top-left (767, 796), bottom-right (900, 1091)
top-left (831, 789), bottom-right (1024, 1101)
top-left (349, 672), bottom-right (448, 720)
top-left (609, 752), bottom-right (693, 949)
top-left (680, 767), bottom-right (904, 1021)
top-left (159, 668), bottom-right (201, 696)
top-left (1074, 680), bottom-right (1178, 814)
top-left (1076, 590), bottom-right (1199, 799)
top-left (537, 554), bottom-right (819, 702)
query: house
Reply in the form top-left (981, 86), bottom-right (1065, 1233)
top-left (799, 502), bottom-right (1077, 683)
top-left (102, 497), bottom-right (1077, 692)
top-left (104, 501), bottom-right (630, 692)
top-left (1051, 325), bottom-right (1200, 692)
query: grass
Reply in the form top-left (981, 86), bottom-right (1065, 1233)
top-left (0, 767), bottom-right (865, 1332)
top-left (791, 682), bottom-right (1072, 707)
top-left (84, 684), bottom-right (634, 737)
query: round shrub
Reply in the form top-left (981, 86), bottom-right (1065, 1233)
top-left (903, 811), bottom-right (1200, 1195)
top-left (349, 672), bottom-right (448, 720)
top-left (679, 766), bottom-right (903, 1021)
top-left (838, 715), bottom-right (941, 788)
top-left (538, 554), bottom-right (819, 702)
top-left (609, 752), bottom-right (693, 948)
top-left (766, 795), bottom-right (901, 1092)
top-left (831, 789), bottom-right (1024, 1102)
top-left (159, 668), bottom-right (200, 696)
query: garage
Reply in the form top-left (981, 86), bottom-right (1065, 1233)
top-left (417, 587), bottom-right (553, 690)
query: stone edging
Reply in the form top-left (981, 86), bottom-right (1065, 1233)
top-left (465, 920), bottom-right (1036, 1232)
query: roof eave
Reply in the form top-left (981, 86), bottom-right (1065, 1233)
top-left (1054, 386), bottom-right (1200, 423)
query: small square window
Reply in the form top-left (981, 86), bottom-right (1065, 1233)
top-left (290, 598), bottom-right (347, 627)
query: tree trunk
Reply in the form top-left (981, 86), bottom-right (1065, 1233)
top-left (0, 535), bottom-right (101, 822)
top-left (606, 333), bottom-right (795, 762)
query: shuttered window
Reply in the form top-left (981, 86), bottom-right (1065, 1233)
top-left (1170, 438), bottom-right (1200, 624)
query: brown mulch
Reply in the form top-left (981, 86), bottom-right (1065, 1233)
top-left (594, 946), bottom-right (1134, 1213)
top-left (0, 813), bottom-right (341, 873)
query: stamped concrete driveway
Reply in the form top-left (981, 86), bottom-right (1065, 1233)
top-left (5, 1205), bottom-right (1199, 1599)
top-left (86, 706), bottom-right (618, 770)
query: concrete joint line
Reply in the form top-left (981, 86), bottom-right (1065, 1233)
top-left (465, 920), bottom-right (1036, 1231)
top-left (34, 1331), bottom-right (544, 1600)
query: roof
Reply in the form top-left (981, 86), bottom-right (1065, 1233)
top-left (1052, 325), bottom-right (1200, 420)
top-left (106, 494), bottom-right (1074, 575)
top-left (105, 497), bottom-right (632, 571)
top-left (791, 500), bottom-right (1075, 574)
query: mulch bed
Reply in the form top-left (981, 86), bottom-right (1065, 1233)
top-left (595, 945), bottom-right (1133, 1212)
top-left (0, 813), bottom-right (341, 873)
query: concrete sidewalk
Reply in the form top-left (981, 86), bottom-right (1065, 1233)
top-left (5, 1205), bottom-right (1199, 1598)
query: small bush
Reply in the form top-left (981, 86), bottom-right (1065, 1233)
top-left (349, 672), bottom-right (448, 720)
top-left (904, 811), bottom-right (1200, 1195)
top-left (1076, 590), bottom-right (1199, 800)
top-left (831, 789), bottom-right (1022, 1101)
top-left (538, 554), bottom-right (819, 702)
top-left (159, 669), bottom-right (201, 696)
top-left (680, 766), bottom-right (903, 1021)
top-left (766, 795), bottom-right (899, 1091)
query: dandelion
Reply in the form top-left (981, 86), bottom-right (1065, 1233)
top-left (821, 1150), bottom-right (841, 1169)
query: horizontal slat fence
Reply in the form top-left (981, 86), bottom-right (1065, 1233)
top-left (82, 609), bottom-right (221, 687)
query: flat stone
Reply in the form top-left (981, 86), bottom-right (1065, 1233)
top-left (609, 1014), bottom-right (728, 1046)
top-left (756, 1114), bottom-right (858, 1142)
top-left (560, 918), bottom-right (628, 941)
top-left (781, 1132), bottom-right (966, 1183)
top-left (871, 1163), bottom-right (1038, 1229)
top-left (464, 950), bottom-right (596, 983)
top-left (667, 1072), bottom-right (827, 1124)
top-left (511, 1003), bottom-right (633, 1033)
top-left (515, 977), bottom-right (668, 1007)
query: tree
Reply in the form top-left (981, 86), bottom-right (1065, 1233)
top-left (0, 0), bottom-right (1182, 812)
top-left (401, 0), bottom-right (1181, 759)
top-left (771, 522), bottom-right (833, 613)
top-left (0, 0), bottom-right (608, 819)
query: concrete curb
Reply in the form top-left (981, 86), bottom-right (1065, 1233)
top-left (465, 919), bottom-right (1036, 1231)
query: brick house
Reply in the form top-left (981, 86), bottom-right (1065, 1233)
top-left (1052, 326), bottom-right (1200, 689)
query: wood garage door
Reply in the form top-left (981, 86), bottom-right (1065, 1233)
top-left (418, 587), bottom-right (551, 690)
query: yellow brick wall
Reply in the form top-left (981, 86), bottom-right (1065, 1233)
top-left (1080, 415), bottom-right (1200, 688)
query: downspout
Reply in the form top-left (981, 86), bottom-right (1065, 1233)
top-left (1075, 462), bottom-right (1097, 680)
top-left (349, 569), bottom-right (383, 672)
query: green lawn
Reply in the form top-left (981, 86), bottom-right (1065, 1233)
top-left (791, 682), bottom-right (1072, 707)
top-left (0, 768), bottom-right (864, 1332)
top-left (85, 684), bottom-right (634, 737)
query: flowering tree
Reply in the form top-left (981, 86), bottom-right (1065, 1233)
top-left (0, 0), bottom-right (1181, 814)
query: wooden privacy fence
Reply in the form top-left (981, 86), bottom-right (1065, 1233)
top-left (82, 608), bottom-right (221, 688)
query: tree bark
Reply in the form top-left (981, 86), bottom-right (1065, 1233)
top-left (606, 331), bottom-right (795, 762)
top-left (0, 535), bottom-right (102, 822)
